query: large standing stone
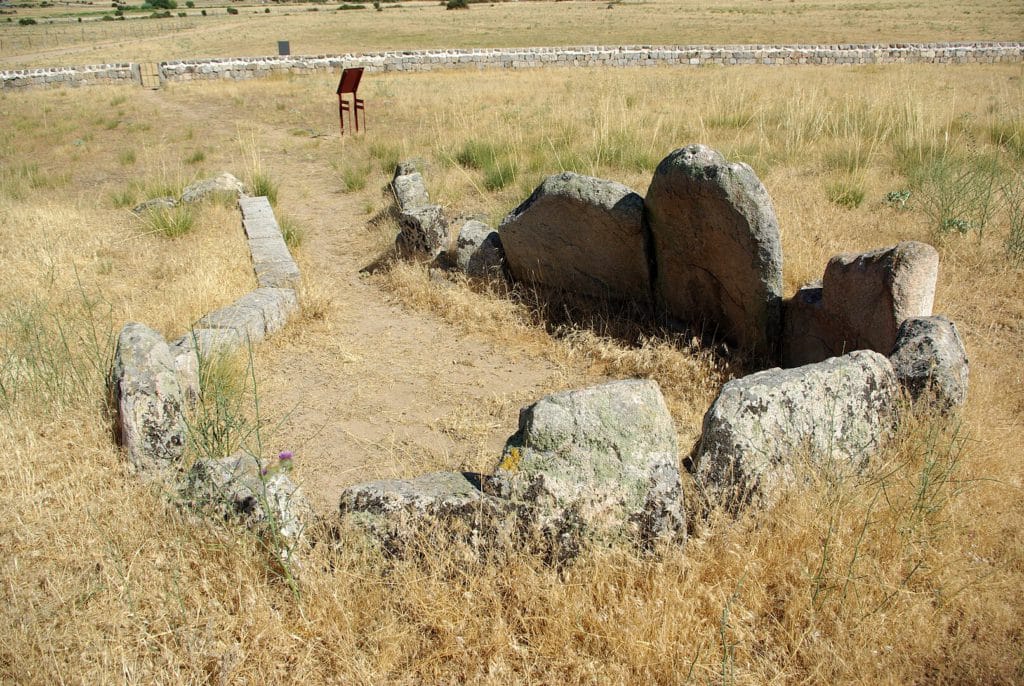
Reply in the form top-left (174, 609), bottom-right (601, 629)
top-left (499, 172), bottom-right (651, 306)
top-left (453, 220), bottom-right (505, 277)
top-left (693, 350), bottom-right (900, 508)
top-left (111, 322), bottom-right (187, 473)
top-left (339, 471), bottom-right (515, 556)
top-left (645, 145), bottom-right (783, 358)
top-left (821, 241), bottom-right (939, 356)
top-left (889, 315), bottom-right (969, 412)
top-left (489, 379), bottom-right (685, 551)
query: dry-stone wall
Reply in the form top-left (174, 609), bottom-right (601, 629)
top-left (4, 42), bottom-right (1022, 90)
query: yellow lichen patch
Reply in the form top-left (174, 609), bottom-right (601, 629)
top-left (498, 447), bottom-right (523, 473)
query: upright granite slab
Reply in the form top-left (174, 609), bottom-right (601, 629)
top-left (391, 161), bottom-right (449, 258)
top-left (782, 241), bottom-right (939, 367)
top-left (110, 323), bottom-right (187, 474)
top-left (500, 172), bottom-right (651, 306)
top-left (889, 315), bottom-right (969, 412)
top-left (645, 145), bottom-right (783, 359)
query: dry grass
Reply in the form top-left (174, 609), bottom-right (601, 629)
top-left (2, 0), bottom-right (1023, 68)
top-left (2, 62), bottom-right (1024, 683)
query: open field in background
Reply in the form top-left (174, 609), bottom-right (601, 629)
top-left (2, 61), bottom-right (1024, 682)
top-left (1, 0), bottom-right (1023, 68)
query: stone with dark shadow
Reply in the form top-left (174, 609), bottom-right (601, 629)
top-left (499, 172), bottom-right (651, 306)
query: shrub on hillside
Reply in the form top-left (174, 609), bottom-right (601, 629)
top-left (446, 0), bottom-right (468, 9)
top-left (226, 5), bottom-right (237, 13)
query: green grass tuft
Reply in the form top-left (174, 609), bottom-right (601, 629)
top-left (250, 172), bottom-right (279, 206)
top-left (142, 204), bottom-right (196, 238)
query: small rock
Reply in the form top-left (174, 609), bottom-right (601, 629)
top-left (180, 172), bottom-right (246, 204)
top-left (110, 322), bottom-right (187, 473)
top-left (454, 220), bottom-right (505, 277)
top-left (184, 452), bottom-right (311, 558)
top-left (489, 379), bottom-right (685, 553)
top-left (889, 315), bottom-right (969, 412)
top-left (500, 172), bottom-right (651, 306)
top-left (395, 204), bottom-right (449, 259)
top-left (131, 196), bottom-right (177, 215)
top-left (693, 350), bottom-right (900, 509)
top-left (339, 471), bottom-right (515, 556)
top-left (393, 159), bottom-right (424, 178)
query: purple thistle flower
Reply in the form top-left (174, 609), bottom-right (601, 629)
top-left (278, 451), bottom-right (293, 462)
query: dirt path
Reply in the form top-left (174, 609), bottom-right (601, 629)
top-left (134, 88), bottom-right (564, 514)
top-left (252, 193), bottom-right (562, 513)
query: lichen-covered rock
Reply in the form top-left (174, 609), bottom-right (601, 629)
top-left (180, 172), bottom-right (245, 204)
top-left (395, 204), bottom-right (448, 258)
top-left (645, 144), bottom-right (783, 359)
top-left (694, 350), bottom-right (900, 508)
top-left (889, 315), bottom-right (969, 412)
top-left (184, 452), bottom-right (311, 559)
top-left (489, 379), bottom-right (685, 551)
top-left (821, 241), bottom-right (938, 356)
top-left (499, 172), bottom-right (651, 306)
top-left (111, 322), bottom-right (187, 473)
top-left (454, 220), bottom-right (505, 277)
top-left (339, 471), bottom-right (515, 556)
top-left (392, 170), bottom-right (431, 212)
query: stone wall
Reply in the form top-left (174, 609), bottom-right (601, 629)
top-left (0, 62), bottom-right (138, 90)
top-left (3, 42), bottom-right (1022, 90)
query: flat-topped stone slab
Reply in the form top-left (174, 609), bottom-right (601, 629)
top-left (248, 236), bottom-right (294, 265)
top-left (195, 288), bottom-right (298, 344)
top-left (239, 196), bottom-right (282, 240)
top-left (254, 260), bottom-right (302, 289)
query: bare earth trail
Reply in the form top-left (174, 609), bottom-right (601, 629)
top-left (139, 89), bottom-right (565, 514)
top-left (254, 199), bottom-right (563, 514)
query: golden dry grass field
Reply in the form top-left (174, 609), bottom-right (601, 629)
top-left (2, 7), bottom-right (1024, 682)
top-left (0, 0), bottom-right (1022, 68)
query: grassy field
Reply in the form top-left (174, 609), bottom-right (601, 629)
top-left (2, 40), bottom-right (1024, 686)
top-left (1, 0), bottom-right (1023, 68)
